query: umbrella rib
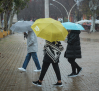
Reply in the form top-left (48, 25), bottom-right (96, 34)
top-left (39, 23), bottom-right (56, 42)
top-left (37, 23), bottom-right (51, 36)
top-left (53, 24), bottom-right (65, 40)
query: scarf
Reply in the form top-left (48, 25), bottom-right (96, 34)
top-left (44, 41), bottom-right (64, 63)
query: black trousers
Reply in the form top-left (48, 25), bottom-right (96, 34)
top-left (39, 62), bottom-right (61, 81)
top-left (68, 58), bottom-right (80, 73)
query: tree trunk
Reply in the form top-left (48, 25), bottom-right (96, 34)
top-left (8, 14), bottom-right (14, 34)
top-left (90, 12), bottom-right (96, 32)
top-left (8, 11), bottom-right (14, 31)
top-left (8, 2), bottom-right (15, 33)
top-left (4, 11), bottom-right (8, 31)
top-left (0, 14), bottom-right (2, 31)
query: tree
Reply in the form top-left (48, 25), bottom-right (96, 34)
top-left (0, 0), bottom-right (4, 30)
top-left (8, 0), bottom-right (30, 31)
top-left (0, 0), bottom-right (4, 13)
top-left (89, 0), bottom-right (99, 32)
top-left (1, 0), bottom-right (13, 31)
top-left (0, 0), bottom-right (30, 31)
top-left (79, 0), bottom-right (99, 32)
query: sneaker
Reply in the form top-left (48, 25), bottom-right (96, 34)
top-left (68, 73), bottom-right (77, 77)
top-left (77, 67), bottom-right (82, 75)
top-left (32, 80), bottom-right (42, 87)
top-left (53, 82), bottom-right (63, 87)
top-left (18, 67), bottom-right (26, 72)
top-left (34, 69), bottom-right (41, 72)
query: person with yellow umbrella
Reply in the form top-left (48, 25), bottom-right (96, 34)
top-left (31, 18), bottom-right (68, 87)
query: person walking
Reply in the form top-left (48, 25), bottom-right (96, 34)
top-left (18, 31), bottom-right (41, 72)
top-left (64, 30), bottom-right (82, 77)
top-left (32, 40), bottom-right (64, 87)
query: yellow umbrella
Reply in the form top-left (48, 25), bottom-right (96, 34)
top-left (31, 18), bottom-right (68, 42)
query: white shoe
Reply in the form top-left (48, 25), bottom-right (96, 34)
top-left (18, 67), bottom-right (26, 72)
top-left (34, 69), bottom-right (41, 72)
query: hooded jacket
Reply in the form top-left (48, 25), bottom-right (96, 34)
top-left (64, 30), bottom-right (82, 58)
top-left (27, 31), bottom-right (38, 53)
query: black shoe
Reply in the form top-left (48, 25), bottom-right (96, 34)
top-left (53, 82), bottom-right (63, 87)
top-left (68, 73), bottom-right (77, 77)
top-left (77, 67), bottom-right (82, 75)
top-left (32, 80), bottom-right (42, 87)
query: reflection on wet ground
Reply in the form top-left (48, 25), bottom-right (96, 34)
top-left (81, 38), bottom-right (99, 42)
top-left (0, 33), bottom-right (99, 91)
top-left (64, 38), bottom-right (99, 43)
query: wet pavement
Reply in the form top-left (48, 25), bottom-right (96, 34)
top-left (0, 32), bottom-right (99, 91)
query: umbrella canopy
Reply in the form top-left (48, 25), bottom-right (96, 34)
top-left (95, 20), bottom-right (99, 24)
top-left (76, 19), bottom-right (99, 24)
top-left (62, 22), bottom-right (85, 30)
top-left (31, 18), bottom-right (68, 42)
top-left (76, 19), bottom-right (91, 24)
top-left (10, 21), bottom-right (34, 33)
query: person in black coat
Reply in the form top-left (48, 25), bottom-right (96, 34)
top-left (64, 30), bottom-right (82, 77)
top-left (32, 40), bottom-right (64, 87)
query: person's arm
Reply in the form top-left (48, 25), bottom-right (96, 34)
top-left (28, 33), bottom-right (35, 47)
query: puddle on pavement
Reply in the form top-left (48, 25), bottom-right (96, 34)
top-left (81, 38), bottom-right (99, 42)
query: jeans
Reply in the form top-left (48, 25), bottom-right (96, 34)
top-left (22, 52), bottom-right (41, 70)
top-left (39, 62), bottom-right (61, 81)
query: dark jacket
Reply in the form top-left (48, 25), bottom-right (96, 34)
top-left (43, 41), bottom-right (63, 63)
top-left (64, 30), bottom-right (82, 58)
